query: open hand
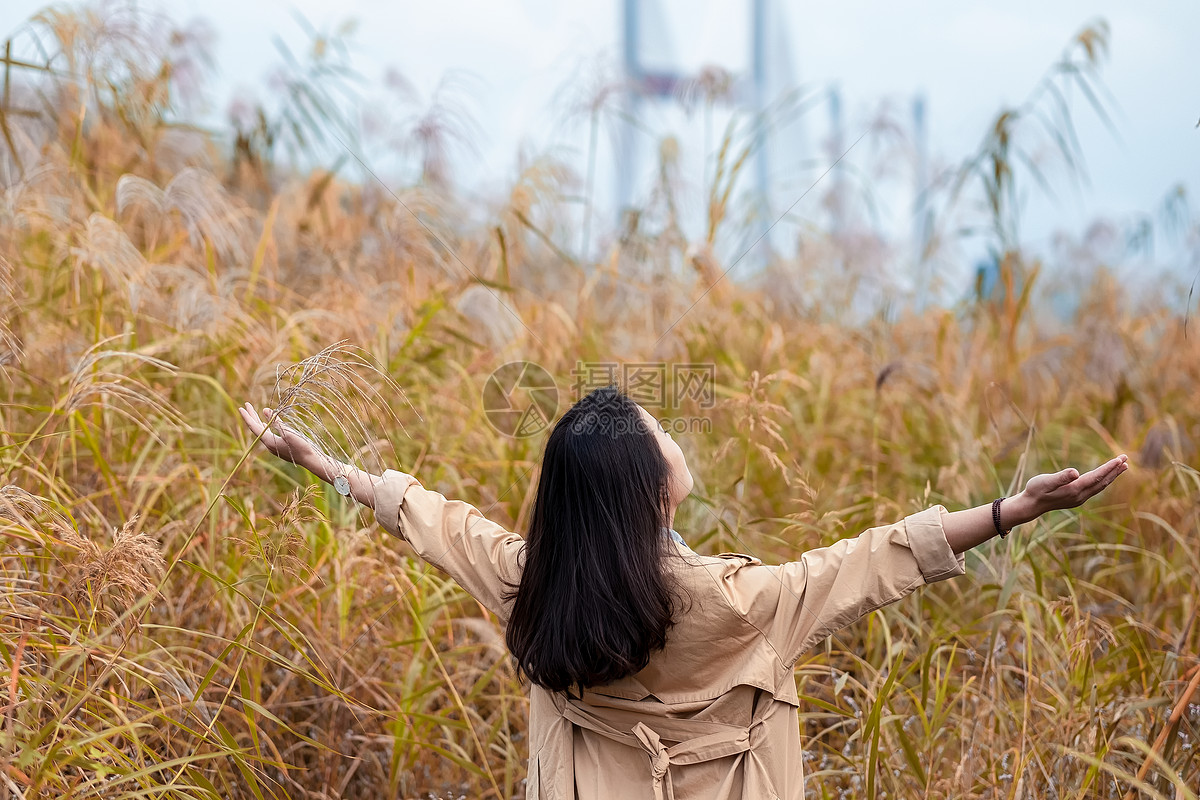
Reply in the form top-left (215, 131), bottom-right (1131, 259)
top-left (1021, 454), bottom-right (1129, 517)
top-left (238, 403), bottom-right (323, 470)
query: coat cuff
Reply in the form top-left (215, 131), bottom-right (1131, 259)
top-left (904, 504), bottom-right (966, 584)
top-left (373, 468), bottom-right (419, 538)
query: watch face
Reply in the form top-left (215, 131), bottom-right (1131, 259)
top-left (333, 475), bottom-right (351, 496)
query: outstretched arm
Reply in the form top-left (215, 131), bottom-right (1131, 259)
top-left (238, 403), bottom-right (524, 620)
top-left (733, 454), bottom-right (1131, 664)
top-left (238, 404), bottom-right (385, 507)
top-left (941, 454), bottom-right (1129, 554)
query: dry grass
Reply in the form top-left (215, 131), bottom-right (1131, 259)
top-left (0, 5), bottom-right (1197, 799)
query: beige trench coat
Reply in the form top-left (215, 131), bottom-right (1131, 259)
top-left (374, 469), bottom-right (967, 799)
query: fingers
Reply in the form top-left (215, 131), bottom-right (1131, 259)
top-left (1084, 455), bottom-right (1127, 486)
top-left (240, 402), bottom-right (288, 456)
top-left (1073, 454), bottom-right (1129, 500)
top-left (240, 403), bottom-right (282, 437)
top-left (238, 404), bottom-right (264, 435)
top-left (261, 406), bottom-right (288, 437)
top-left (1101, 454), bottom-right (1129, 488)
top-left (241, 402), bottom-right (266, 429)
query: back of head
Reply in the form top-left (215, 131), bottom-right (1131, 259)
top-left (504, 386), bottom-right (679, 692)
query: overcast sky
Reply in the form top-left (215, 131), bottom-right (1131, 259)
top-left (4, 0), bottom-right (1197, 264)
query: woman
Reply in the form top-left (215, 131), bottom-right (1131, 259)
top-left (238, 386), bottom-right (1128, 799)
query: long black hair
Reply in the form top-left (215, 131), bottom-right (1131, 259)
top-left (504, 386), bottom-right (681, 692)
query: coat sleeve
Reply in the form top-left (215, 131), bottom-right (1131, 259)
top-left (719, 505), bottom-right (966, 668)
top-left (372, 468), bottom-right (526, 622)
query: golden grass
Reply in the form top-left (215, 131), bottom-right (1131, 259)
top-left (0, 5), bottom-right (1197, 799)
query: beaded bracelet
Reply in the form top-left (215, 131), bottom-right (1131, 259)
top-left (992, 497), bottom-right (1011, 539)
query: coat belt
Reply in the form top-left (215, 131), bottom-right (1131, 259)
top-left (553, 690), bottom-right (774, 800)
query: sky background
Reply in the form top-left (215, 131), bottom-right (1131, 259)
top-left (3, 0), bottom-right (1197, 280)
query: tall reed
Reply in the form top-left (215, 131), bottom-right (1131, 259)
top-left (0, 5), bottom-right (1196, 799)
